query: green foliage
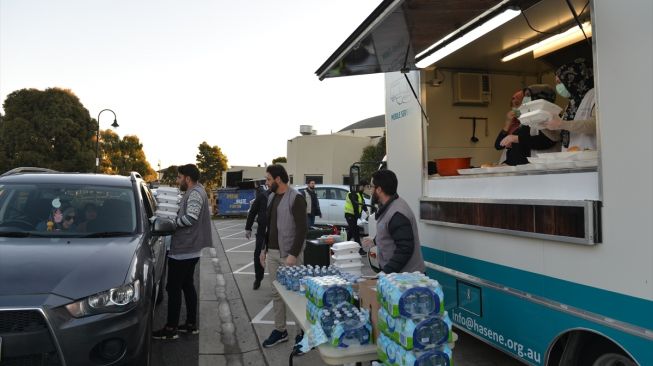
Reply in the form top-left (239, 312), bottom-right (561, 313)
top-left (196, 141), bottom-right (228, 189)
top-left (272, 156), bottom-right (287, 164)
top-left (99, 130), bottom-right (156, 181)
top-left (0, 88), bottom-right (96, 172)
top-left (358, 135), bottom-right (386, 183)
top-left (161, 165), bottom-right (179, 186)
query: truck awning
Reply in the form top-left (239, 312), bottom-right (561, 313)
top-left (315, 0), bottom-right (542, 80)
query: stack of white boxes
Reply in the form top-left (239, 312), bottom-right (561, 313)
top-left (330, 241), bottom-right (363, 276)
top-left (153, 187), bottom-right (181, 220)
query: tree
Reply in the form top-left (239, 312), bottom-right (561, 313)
top-left (161, 165), bottom-right (178, 186)
top-left (99, 131), bottom-right (157, 181)
top-left (272, 156), bottom-right (287, 164)
top-left (358, 135), bottom-right (386, 183)
top-left (196, 141), bottom-right (228, 189)
top-left (0, 88), bottom-right (96, 173)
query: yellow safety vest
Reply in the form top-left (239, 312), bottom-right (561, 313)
top-left (344, 192), bottom-right (364, 215)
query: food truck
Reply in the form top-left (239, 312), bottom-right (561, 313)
top-left (316, 0), bottom-right (652, 364)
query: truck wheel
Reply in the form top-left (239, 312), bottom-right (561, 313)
top-left (591, 353), bottom-right (636, 366)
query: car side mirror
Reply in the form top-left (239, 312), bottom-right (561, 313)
top-left (152, 217), bottom-right (175, 236)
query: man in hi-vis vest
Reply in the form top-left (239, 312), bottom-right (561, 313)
top-left (344, 180), bottom-right (368, 250)
top-left (363, 170), bottom-right (425, 273)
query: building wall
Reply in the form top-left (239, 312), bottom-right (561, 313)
top-left (221, 165), bottom-right (267, 187)
top-left (425, 70), bottom-right (562, 167)
top-left (286, 134), bottom-right (373, 185)
top-left (336, 126), bottom-right (385, 138)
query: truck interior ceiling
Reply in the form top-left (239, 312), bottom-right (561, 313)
top-left (422, 0), bottom-right (595, 178)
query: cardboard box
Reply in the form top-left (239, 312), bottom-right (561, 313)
top-left (358, 279), bottom-right (380, 343)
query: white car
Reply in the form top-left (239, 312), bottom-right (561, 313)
top-left (296, 184), bottom-right (371, 232)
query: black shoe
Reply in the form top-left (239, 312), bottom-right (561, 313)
top-left (359, 248), bottom-right (367, 256)
top-left (152, 326), bottom-right (179, 340)
top-left (253, 279), bottom-right (261, 290)
top-left (262, 329), bottom-right (288, 348)
top-left (178, 323), bottom-right (199, 335)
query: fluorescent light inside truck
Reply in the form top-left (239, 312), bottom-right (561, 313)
top-left (416, 7), bottom-right (521, 68)
top-left (502, 22), bottom-right (592, 62)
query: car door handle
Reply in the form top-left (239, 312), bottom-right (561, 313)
top-left (330, 204), bottom-right (338, 206)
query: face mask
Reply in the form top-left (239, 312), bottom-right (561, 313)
top-left (522, 96), bottom-right (532, 104)
top-left (556, 83), bottom-right (571, 98)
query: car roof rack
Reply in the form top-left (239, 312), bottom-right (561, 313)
top-left (130, 171), bottom-right (143, 182)
top-left (1, 167), bottom-right (58, 177)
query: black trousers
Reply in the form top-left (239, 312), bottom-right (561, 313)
top-left (254, 232), bottom-right (265, 282)
top-left (345, 214), bottom-right (361, 245)
top-left (166, 257), bottom-right (199, 327)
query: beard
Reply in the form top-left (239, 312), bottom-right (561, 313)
top-left (270, 182), bottom-right (279, 193)
top-left (179, 180), bottom-right (188, 192)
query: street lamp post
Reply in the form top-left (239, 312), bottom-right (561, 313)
top-left (96, 109), bottom-right (119, 173)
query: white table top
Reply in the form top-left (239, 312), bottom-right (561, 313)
top-left (273, 281), bottom-right (378, 365)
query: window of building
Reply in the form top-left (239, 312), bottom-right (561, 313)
top-left (304, 175), bottom-right (323, 184)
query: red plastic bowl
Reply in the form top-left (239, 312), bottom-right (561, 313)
top-left (435, 157), bottom-right (471, 176)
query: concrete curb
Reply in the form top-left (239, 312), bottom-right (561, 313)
top-left (199, 222), bottom-right (267, 366)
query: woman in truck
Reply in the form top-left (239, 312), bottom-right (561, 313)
top-left (544, 58), bottom-right (597, 151)
top-left (495, 85), bottom-right (559, 165)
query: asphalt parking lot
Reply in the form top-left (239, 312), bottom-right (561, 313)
top-left (153, 218), bottom-right (525, 366)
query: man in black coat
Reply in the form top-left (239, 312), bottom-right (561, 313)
top-left (245, 182), bottom-right (271, 290)
top-left (302, 179), bottom-right (322, 228)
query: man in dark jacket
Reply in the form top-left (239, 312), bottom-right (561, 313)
top-left (245, 181), bottom-right (270, 290)
top-left (363, 170), bottom-right (424, 273)
top-left (303, 179), bottom-right (322, 227)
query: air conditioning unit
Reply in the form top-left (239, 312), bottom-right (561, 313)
top-left (299, 125), bottom-right (313, 135)
top-left (452, 73), bottom-right (491, 105)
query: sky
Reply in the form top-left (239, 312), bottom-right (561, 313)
top-left (0, 0), bottom-right (385, 169)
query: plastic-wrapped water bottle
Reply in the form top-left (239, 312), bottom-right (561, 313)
top-left (404, 286), bottom-right (417, 315)
top-left (416, 291), bottom-right (432, 316)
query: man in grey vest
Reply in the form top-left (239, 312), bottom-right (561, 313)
top-left (153, 164), bottom-right (213, 340)
top-left (364, 169), bottom-right (425, 273)
top-left (260, 164), bottom-right (307, 347)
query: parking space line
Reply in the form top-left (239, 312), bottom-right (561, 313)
top-left (225, 239), bottom-right (255, 252)
top-left (217, 223), bottom-right (243, 231)
top-left (232, 262), bottom-right (254, 273)
top-left (251, 301), bottom-right (295, 325)
top-left (220, 230), bottom-right (245, 239)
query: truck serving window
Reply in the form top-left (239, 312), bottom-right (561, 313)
top-left (419, 0), bottom-right (600, 245)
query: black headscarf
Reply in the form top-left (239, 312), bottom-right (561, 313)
top-left (524, 84), bottom-right (556, 104)
top-left (555, 58), bottom-right (594, 120)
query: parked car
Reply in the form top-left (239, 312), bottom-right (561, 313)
top-left (0, 170), bottom-right (174, 366)
top-left (296, 184), bottom-right (371, 234)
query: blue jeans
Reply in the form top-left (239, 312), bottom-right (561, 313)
top-left (307, 214), bottom-right (316, 228)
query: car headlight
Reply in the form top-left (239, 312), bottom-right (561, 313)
top-left (66, 280), bottom-right (141, 318)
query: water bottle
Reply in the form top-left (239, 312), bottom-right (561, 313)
top-left (416, 291), bottom-right (430, 316)
top-left (404, 286), bottom-right (417, 315)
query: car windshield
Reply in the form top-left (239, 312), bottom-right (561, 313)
top-left (0, 183), bottom-right (137, 237)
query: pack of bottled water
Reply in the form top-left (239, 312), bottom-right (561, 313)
top-left (378, 307), bottom-right (453, 350)
top-left (377, 333), bottom-right (452, 366)
top-left (330, 317), bottom-right (372, 348)
top-left (277, 265), bottom-right (340, 293)
top-left (306, 302), bottom-right (368, 336)
top-left (377, 272), bottom-right (444, 318)
top-left (305, 275), bottom-right (353, 308)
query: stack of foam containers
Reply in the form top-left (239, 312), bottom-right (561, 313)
top-left (331, 241), bottom-right (363, 276)
top-left (153, 187), bottom-right (180, 220)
